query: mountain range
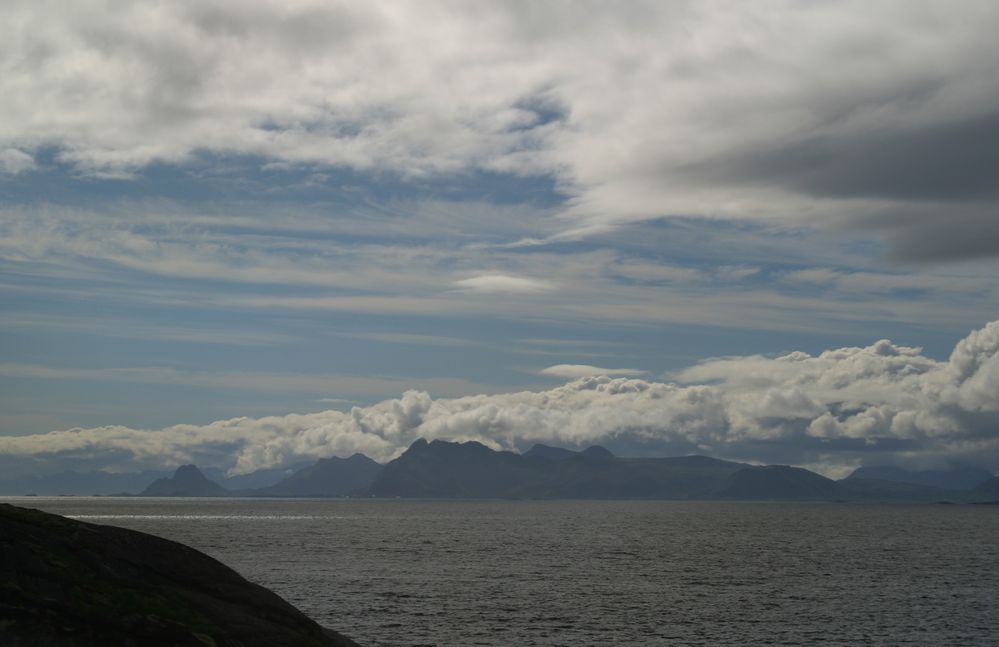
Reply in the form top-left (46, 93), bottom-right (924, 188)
top-left (6, 439), bottom-right (997, 502)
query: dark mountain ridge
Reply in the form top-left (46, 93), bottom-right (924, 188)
top-left (368, 439), bottom-right (994, 502)
top-left (249, 454), bottom-right (382, 497)
top-left (128, 440), bottom-right (999, 502)
top-left (0, 468), bottom-right (172, 496)
top-left (972, 475), bottom-right (999, 501)
top-left (522, 443), bottom-right (578, 461)
top-left (719, 465), bottom-right (838, 500)
top-left (369, 439), bottom-right (751, 499)
top-left (846, 464), bottom-right (995, 491)
top-left (140, 465), bottom-right (229, 497)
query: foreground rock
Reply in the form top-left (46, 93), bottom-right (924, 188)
top-left (0, 503), bottom-right (359, 646)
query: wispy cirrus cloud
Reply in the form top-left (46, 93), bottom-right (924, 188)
top-left (0, 363), bottom-right (497, 399)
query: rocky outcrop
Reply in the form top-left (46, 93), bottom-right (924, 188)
top-left (0, 503), bottom-right (360, 646)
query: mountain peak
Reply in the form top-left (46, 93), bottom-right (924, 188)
top-left (140, 464), bottom-right (228, 497)
top-left (173, 464), bottom-right (208, 480)
top-left (405, 438), bottom-right (429, 453)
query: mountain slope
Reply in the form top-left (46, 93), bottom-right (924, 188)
top-left (522, 443), bottom-right (578, 461)
top-left (252, 454), bottom-right (382, 497)
top-left (836, 478), bottom-right (960, 502)
top-left (369, 439), bottom-right (749, 499)
top-left (971, 476), bottom-right (999, 502)
top-left (0, 469), bottom-right (171, 496)
top-left (846, 465), bottom-right (994, 491)
top-left (140, 465), bottom-right (229, 497)
top-left (720, 465), bottom-right (839, 500)
top-left (369, 439), bottom-right (549, 498)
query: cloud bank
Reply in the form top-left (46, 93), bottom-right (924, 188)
top-left (4, 1), bottom-right (999, 256)
top-left (4, 320), bottom-right (999, 478)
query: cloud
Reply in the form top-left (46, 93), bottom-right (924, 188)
top-left (0, 148), bottom-right (34, 174)
top-left (453, 274), bottom-right (552, 294)
top-left (0, 363), bottom-right (495, 399)
top-left (539, 364), bottom-right (647, 378)
top-left (4, 200), bottom-right (995, 335)
top-left (4, 2), bottom-right (999, 257)
top-left (5, 319), bottom-right (999, 477)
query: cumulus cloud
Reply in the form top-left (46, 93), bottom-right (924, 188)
top-left (4, 320), bottom-right (999, 477)
top-left (539, 365), bottom-right (647, 378)
top-left (3, 2), bottom-right (999, 256)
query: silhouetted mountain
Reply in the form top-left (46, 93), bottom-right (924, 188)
top-left (0, 503), bottom-right (359, 646)
top-left (532, 451), bottom-right (749, 499)
top-left (369, 439), bottom-right (750, 499)
top-left (0, 469), bottom-right (171, 496)
top-left (719, 465), bottom-right (839, 500)
top-left (846, 465), bottom-right (995, 491)
top-left (971, 476), bottom-right (999, 501)
top-left (522, 443), bottom-right (578, 461)
top-left (251, 454), bottom-right (382, 497)
top-left (369, 439), bottom-right (548, 498)
top-left (836, 478), bottom-right (959, 502)
top-left (140, 465), bottom-right (229, 497)
top-left (122, 442), bottom-right (994, 501)
top-left (203, 462), bottom-right (315, 491)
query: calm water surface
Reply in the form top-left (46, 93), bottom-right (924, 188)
top-left (9, 497), bottom-right (999, 646)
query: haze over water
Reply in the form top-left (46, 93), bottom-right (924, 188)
top-left (17, 497), bottom-right (999, 646)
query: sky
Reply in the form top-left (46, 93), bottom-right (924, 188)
top-left (1, 1), bottom-right (998, 479)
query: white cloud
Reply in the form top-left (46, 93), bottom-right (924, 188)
top-left (0, 148), bottom-right (34, 174)
top-left (539, 364), bottom-right (647, 379)
top-left (5, 319), bottom-right (999, 476)
top-left (3, 1), bottom-right (997, 239)
top-left (453, 274), bottom-right (552, 294)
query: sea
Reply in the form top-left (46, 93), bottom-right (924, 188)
top-left (8, 497), bottom-right (999, 646)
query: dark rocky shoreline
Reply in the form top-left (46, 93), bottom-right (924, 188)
top-left (0, 503), bottom-right (359, 646)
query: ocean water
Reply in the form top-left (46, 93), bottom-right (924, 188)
top-left (9, 497), bottom-right (999, 646)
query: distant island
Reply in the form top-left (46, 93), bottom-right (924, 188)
top-left (0, 503), bottom-right (360, 646)
top-left (12, 439), bottom-right (993, 503)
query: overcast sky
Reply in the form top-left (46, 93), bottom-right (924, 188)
top-left (2, 1), bottom-right (998, 478)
